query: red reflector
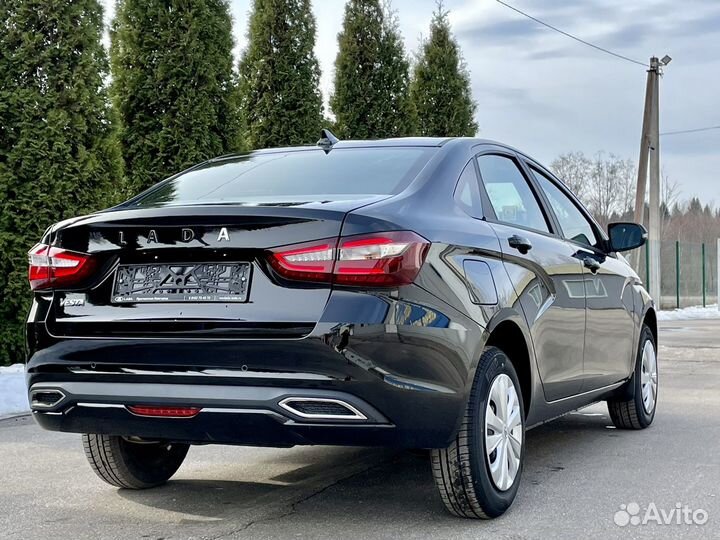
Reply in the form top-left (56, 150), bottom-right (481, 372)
top-left (127, 405), bottom-right (202, 418)
top-left (28, 243), bottom-right (96, 291)
top-left (268, 231), bottom-right (430, 287)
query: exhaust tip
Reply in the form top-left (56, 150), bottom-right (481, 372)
top-left (279, 397), bottom-right (367, 420)
top-left (30, 389), bottom-right (65, 410)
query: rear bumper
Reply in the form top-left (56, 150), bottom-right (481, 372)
top-left (29, 381), bottom-right (400, 447)
top-left (27, 375), bottom-right (461, 448)
top-left (26, 287), bottom-right (487, 448)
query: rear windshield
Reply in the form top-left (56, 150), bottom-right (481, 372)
top-left (129, 147), bottom-right (436, 207)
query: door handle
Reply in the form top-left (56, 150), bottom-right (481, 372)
top-left (508, 235), bottom-right (532, 254)
top-left (583, 257), bottom-right (601, 274)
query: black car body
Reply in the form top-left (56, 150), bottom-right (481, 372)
top-left (25, 137), bottom-right (656, 517)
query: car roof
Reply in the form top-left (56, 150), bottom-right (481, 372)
top-left (209, 137), bottom-right (515, 162)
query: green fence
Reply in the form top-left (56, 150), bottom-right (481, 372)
top-left (635, 240), bottom-right (718, 310)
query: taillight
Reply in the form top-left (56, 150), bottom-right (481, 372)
top-left (269, 240), bottom-right (336, 282)
top-left (28, 244), bottom-right (96, 291)
top-left (269, 231), bottom-right (429, 287)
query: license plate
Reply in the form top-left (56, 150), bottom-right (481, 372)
top-left (112, 263), bottom-right (251, 303)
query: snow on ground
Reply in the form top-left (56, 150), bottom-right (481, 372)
top-left (657, 305), bottom-right (720, 321)
top-left (0, 364), bottom-right (28, 418)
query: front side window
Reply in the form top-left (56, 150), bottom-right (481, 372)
top-left (477, 154), bottom-right (549, 233)
top-left (530, 166), bottom-right (598, 248)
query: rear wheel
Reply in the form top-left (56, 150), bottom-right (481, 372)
top-left (431, 346), bottom-right (525, 519)
top-left (82, 434), bottom-right (189, 489)
top-left (607, 324), bottom-right (658, 429)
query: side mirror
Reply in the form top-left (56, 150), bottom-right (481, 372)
top-left (607, 222), bottom-right (648, 253)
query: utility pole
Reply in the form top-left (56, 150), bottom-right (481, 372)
top-left (634, 55), bottom-right (671, 306)
top-left (648, 57), bottom-right (662, 306)
top-left (633, 66), bottom-right (654, 227)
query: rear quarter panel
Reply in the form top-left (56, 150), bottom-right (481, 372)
top-left (342, 141), bottom-right (547, 424)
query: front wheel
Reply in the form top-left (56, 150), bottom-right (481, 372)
top-left (607, 324), bottom-right (658, 429)
top-left (82, 434), bottom-right (189, 489)
top-left (431, 346), bottom-right (525, 519)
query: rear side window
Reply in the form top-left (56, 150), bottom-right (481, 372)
top-left (454, 162), bottom-right (482, 217)
top-left (477, 155), bottom-right (549, 233)
top-left (130, 147), bottom-right (436, 207)
top-left (530, 167), bottom-right (599, 248)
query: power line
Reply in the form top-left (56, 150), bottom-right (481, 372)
top-left (660, 125), bottom-right (720, 136)
top-left (494, 0), bottom-right (649, 68)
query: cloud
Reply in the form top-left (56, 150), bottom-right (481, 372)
top-left (605, 22), bottom-right (654, 48)
top-left (525, 48), bottom-right (576, 61)
top-left (451, 0), bottom-right (720, 65)
top-left (670, 11), bottom-right (720, 37)
top-left (457, 18), bottom-right (544, 46)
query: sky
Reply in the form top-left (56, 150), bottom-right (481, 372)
top-left (101, 0), bottom-right (720, 205)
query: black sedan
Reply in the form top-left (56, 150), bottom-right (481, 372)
top-left (25, 133), bottom-right (657, 518)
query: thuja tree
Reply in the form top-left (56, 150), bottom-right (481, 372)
top-left (0, 0), bottom-right (123, 364)
top-left (410, 3), bottom-right (478, 137)
top-left (330, 0), bottom-right (414, 139)
top-left (111, 0), bottom-right (240, 194)
top-left (239, 0), bottom-right (324, 149)
top-left (377, 5), bottom-right (416, 137)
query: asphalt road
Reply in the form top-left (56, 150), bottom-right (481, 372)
top-left (1, 319), bottom-right (718, 539)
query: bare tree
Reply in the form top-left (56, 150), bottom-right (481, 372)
top-left (616, 157), bottom-right (637, 218)
top-left (550, 152), bottom-right (592, 201)
top-left (659, 172), bottom-right (681, 238)
top-left (585, 153), bottom-right (637, 228)
top-left (552, 151), bottom-right (637, 228)
top-left (662, 172), bottom-right (681, 211)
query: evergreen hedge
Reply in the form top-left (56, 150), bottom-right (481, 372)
top-left (410, 4), bottom-right (478, 137)
top-left (0, 0), bottom-right (123, 365)
top-left (331, 0), bottom-right (414, 139)
top-left (239, 0), bottom-right (324, 149)
top-left (110, 0), bottom-right (240, 194)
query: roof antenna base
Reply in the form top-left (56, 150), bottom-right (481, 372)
top-left (317, 129), bottom-right (340, 153)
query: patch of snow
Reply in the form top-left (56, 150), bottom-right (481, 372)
top-left (0, 364), bottom-right (29, 418)
top-left (657, 305), bottom-right (720, 321)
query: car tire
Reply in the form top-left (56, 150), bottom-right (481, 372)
top-left (82, 433), bottom-right (189, 489)
top-left (431, 346), bottom-right (525, 519)
top-left (607, 324), bottom-right (658, 429)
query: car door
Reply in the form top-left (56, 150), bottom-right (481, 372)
top-left (475, 151), bottom-right (586, 401)
top-left (526, 163), bottom-right (637, 391)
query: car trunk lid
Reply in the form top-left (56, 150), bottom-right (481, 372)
top-left (44, 201), bottom-right (381, 339)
